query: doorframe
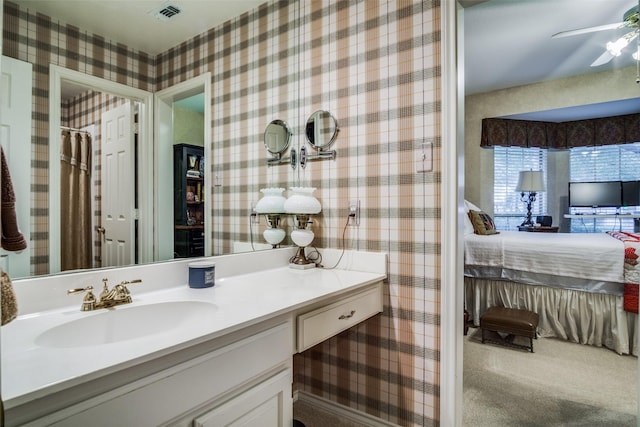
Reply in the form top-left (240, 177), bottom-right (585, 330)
top-left (49, 65), bottom-right (154, 273)
top-left (0, 55), bottom-right (33, 278)
top-left (154, 73), bottom-right (212, 260)
top-left (440, 1), bottom-right (463, 425)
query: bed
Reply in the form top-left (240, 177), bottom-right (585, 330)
top-left (464, 229), bottom-right (639, 355)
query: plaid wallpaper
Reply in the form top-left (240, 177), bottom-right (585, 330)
top-left (4, 0), bottom-right (442, 425)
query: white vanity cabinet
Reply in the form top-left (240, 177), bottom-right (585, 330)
top-left (193, 369), bottom-right (291, 427)
top-left (4, 251), bottom-right (387, 427)
top-left (296, 282), bottom-right (383, 352)
top-left (32, 320), bottom-right (293, 427)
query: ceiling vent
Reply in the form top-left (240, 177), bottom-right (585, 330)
top-left (148, 3), bottom-right (182, 22)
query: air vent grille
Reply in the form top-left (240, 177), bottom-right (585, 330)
top-left (149, 3), bottom-right (182, 21)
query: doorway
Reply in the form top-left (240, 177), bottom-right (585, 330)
top-left (48, 65), bottom-right (154, 274)
top-left (154, 73), bottom-right (212, 261)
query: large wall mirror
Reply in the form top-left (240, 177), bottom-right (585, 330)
top-left (2, 0), bottom-right (302, 280)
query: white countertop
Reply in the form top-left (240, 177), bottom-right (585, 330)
top-left (2, 264), bottom-right (385, 409)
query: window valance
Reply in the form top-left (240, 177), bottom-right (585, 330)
top-left (481, 113), bottom-right (640, 149)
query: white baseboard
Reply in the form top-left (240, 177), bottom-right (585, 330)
top-left (294, 390), bottom-right (399, 427)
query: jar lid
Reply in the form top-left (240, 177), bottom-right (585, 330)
top-left (189, 261), bottom-right (215, 268)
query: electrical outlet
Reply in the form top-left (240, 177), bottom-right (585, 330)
top-left (250, 201), bottom-right (259, 224)
top-left (349, 200), bottom-right (360, 226)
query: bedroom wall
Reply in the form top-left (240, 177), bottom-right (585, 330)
top-left (173, 106), bottom-right (204, 147)
top-left (465, 65), bottom-right (639, 224)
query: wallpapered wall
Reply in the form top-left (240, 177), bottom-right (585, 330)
top-left (3, 0), bottom-right (442, 424)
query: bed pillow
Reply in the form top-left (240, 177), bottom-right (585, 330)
top-left (467, 210), bottom-right (499, 235)
top-left (463, 200), bottom-right (481, 235)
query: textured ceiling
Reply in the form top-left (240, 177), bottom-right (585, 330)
top-left (463, 0), bottom-right (640, 120)
top-left (13, 0), bottom-right (266, 56)
top-left (464, 0), bottom-right (638, 95)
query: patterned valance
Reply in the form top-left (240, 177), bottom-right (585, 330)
top-left (481, 113), bottom-right (640, 149)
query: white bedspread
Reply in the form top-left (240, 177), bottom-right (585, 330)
top-left (465, 231), bottom-right (625, 284)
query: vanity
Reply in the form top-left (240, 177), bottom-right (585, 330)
top-left (2, 249), bottom-right (386, 426)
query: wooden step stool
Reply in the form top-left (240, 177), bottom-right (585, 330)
top-left (480, 307), bottom-right (539, 352)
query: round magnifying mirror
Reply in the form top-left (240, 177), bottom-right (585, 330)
top-left (305, 110), bottom-right (338, 150)
top-left (264, 119), bottom-right (292, 155)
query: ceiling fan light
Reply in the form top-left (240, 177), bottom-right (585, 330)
top-left (606, 37), bottom-right (630, 56)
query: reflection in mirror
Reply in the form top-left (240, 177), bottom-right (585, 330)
top-left (48, 65), bottom-right (155, 277)
top-left (304, 110), bottom-right (338, 163)
top-left (305, 110), bottom-right (339, 150)
top-left (264, 119), bottom-right (293, 165)
top-left (5, 1), bottom-right (294, 279)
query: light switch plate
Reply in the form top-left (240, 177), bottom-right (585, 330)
top-left (416, 141), bottom-right (433, 173)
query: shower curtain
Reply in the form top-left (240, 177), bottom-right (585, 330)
top-left (60, 129), bottom-right (92, 271)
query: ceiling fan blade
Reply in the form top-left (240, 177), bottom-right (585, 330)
top-left (590, 50), bottom-right (615, 67)
top-left (552, 22), bottom-right (624, 39)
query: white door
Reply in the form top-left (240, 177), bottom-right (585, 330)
top-left (0, 56), bottom-right (32, 278)
top-left (101, 102), bottom-right (135, 267)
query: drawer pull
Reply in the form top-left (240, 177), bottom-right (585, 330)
top-left (339, 310), bottom-right (356, 320)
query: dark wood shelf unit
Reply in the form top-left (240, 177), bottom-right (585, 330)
top-left (174, 143), bottom-right (205, 258)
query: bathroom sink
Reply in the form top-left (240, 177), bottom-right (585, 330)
top-left (35, 301), bottom-right (217, 348)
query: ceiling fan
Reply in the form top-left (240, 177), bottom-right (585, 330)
top-left (552, 2), bottom-right (639, 68)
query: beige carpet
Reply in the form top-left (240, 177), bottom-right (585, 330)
top-left (464, 327), bottom-right (638, 426)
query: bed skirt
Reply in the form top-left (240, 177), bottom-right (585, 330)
top-left (465, 277), bottom-right (638, 355)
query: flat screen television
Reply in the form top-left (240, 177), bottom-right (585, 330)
top-left (568, 181), bottom-right (622, 208)
top-left (622, 181), bottom-right (640, 207)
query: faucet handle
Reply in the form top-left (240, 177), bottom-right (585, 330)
top-left (115, 279), bottom-right (141, 303)
top-left (67, 286), bottom-right (96, 311)
top-left (67, 285), bottom-right (94, 295)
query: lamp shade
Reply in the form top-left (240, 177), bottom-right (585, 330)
top-left (255, 188), bottom-right (286, 214)
top-left (516, 171), bottom-right (545, 192)
top-left (284, 187), bottom-right (322, 214)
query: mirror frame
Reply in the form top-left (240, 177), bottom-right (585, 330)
top-left (49, 65), bottom-right (155, 273)
top-left (305, 110), bottom-right (339, 150)
top-left (264, 119), bottom-right (291, 155)
top-left (264, 119), bottom-right (293, 166)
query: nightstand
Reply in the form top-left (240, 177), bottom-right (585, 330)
top-left (517, 226), bottom-right (559, 233)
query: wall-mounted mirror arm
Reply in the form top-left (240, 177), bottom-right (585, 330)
top-left (266, 153), bottom-right (294, 166)
top-left (299, 146), bottom-right (336, 169)
top-left (306, 150), bottom-right (337, 161)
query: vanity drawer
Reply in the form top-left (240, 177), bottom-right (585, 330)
top-left (297, 282), bottom-right (383, 352)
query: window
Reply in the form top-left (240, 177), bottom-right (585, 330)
top-left (493, 147), bottom-right (547, 230)
top-left (569, 143), bottom-right (640, 233)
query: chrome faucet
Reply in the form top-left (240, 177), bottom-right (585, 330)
top-left (68, 278), bottom-right (142, 311)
